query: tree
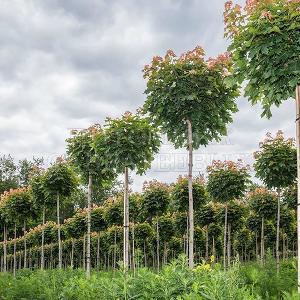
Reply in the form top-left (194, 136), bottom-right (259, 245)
top-left (142, 180), bottom-right (170, 270)
top-left (207, 160), bottom-right (250, 268)
top-left (43, 159), bottom-right (77, 268)
top-left (224, 0), bottom-right (300, 286)
top-left (143, 46), bottom-right (239, 268)
top-left (18, 157), bottom-right (44, 187)
top-left (94, 112), bottom-right (160, 270)
top-left (254, 131), bottom-right (296, 272)
top-left (67, 124), bottom-right (115, 278)
top-left (31, 172), bottom-right (54, 270)
top-left (247, 187), bottom-right (277, 262)
top-left (1, 188), bottom-right (33, 274)
top-left (0, 155), bottom-right (18, 194)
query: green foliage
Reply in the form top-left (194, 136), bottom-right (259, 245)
top-left (67, 124), bottom-right (115, 186)
top-left (143, 47), bottom-right (239, 148)
top-left (248, 187), bottom-right (277, 219)
top-left (171, 176), bottom-right (208, 212)
top-left (0, 155), bottom-right (18, 195)
top-left (94, 112), bottom-right (160, 175)
top-left (283, 184), bottom-right (297, 210)
top-left (224, 0), bottom-right (300, 117)
top-left (0, 258), bottom-right (297, 299)
top-left (207, 160), bottom-right (250, 203)
top-left (142, 180), bottom-right (170, 220)
top-left (43, 160), bottom-right (78, 198)
top-left (254, 131), bottom-right (297, 189)
top-left (0, 188), bottom-right (34, 224)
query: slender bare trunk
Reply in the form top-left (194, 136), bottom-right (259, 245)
top-left (57, 192), bottom-right (62, 269)
top-left (205, 226), bottom-right (209, 261)
top-left (186, 119), bottom-right (194, 269)
top-left (23, 220), bottom-right (27, 269)
top-left (86, 173), bottom-right (92, 279)
top-left (223, 204), bottom-right (228, 269)
top-left (276, 188), bottom-right (281, 274)
top-left (13, 223), bottom-right (16, 276)
top-left (123, 167), bottom-right (129, 271)
top-left (156, 216), bottom-right (160, 271)
top-left (261, 217), bottom-right (265, 263)
top-left (227, 223), bottom-right (231, 267)
top-left (41, 206), bottom-right (45, 270)
top-left (132, 223), bottom-right (136, 276)
top-left (296, 85), bottom-right (300, 293)
top-left (97, 236), bottom-right (100, 270)
top-left (71, 239), bottom-right (74, 269)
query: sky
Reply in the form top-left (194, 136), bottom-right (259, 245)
top-left (0, 0), bottom-right (295, 190)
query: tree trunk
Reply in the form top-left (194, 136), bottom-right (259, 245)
top-left (86, 173), bottom-right (92, 279)
top-left (156, 216), bottom-right (160, 271)
top-left (41, 206), bottom-right (45, 270)
top-left (186, 119), bottom-right (194, 269)
top-left (296, 85), bottom-right (300, 293)
top-left (23, 220), bottom-right (27, 269)
top-left (132, 223), bottom-right (136, 276)
top-left (123, 167), bottom-right (129, 271)
top-left (205, 226), bottom-right (209, 261)
top-left (71, 239), bottom-right (74, 269)
top-left (261, 217), bottom-right (265, 263)
top-left (96, 236), bottom-right (100, 271)
top-left (227, 223), bottom-right (231, 267)
top-left (13, 223), bottom-right (17, 277)
top-left (57, 192), bottom-right (62, 269)
top-left (276, 188), bottom-right (281, 274)
top-left (223, 204), bottom-right (228, 269)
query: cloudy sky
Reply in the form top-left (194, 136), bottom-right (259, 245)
top-left (0, 0), bottom-right (295, 190)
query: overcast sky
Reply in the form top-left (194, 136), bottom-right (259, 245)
top-left (0, 0), bottom-right (295, 190)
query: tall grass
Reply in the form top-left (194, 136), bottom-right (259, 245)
top-left (0, 256), bottom-right (297, 300)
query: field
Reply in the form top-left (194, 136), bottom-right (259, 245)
top-left (0, 257), bottom-right (298, 300)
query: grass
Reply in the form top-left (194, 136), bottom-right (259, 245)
top-left (0, 256), bottom-right (298, 300)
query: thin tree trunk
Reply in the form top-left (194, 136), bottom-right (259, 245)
top-left (255, 232), bottom-right (258, 261)
top-left (132, 223), bottom-right (136, 276)
top-left (123, 167), bottom-right (129, 271)
top-left (13, 223), bottom-right (17, 277)
top-left (96, 236), bottom-right (100, 270)
top-left (205, 226), bottom-right (209, 261)
top-left (86, 173), bottom-right (92, 279)
top-left (296, 85), bottom-right (300, 293)
top-left (186, 119), bottom-right (194, 269)
top-left (83, 234), bottom-right (86, 270)
top-left (261, 217), bottom-right (265, 263)
top-left (41, 206), bottom-right (45, 270)
top-left (212, 235), bottom-right (216, 263)
top-left (57, 192), bottom-right (62, 269)
top-left (227, 223), bottom-right (231, 267)
top-left (276, 188), bottom-right (281, 274)
top-left (23, 220), bottom-right (27, 269)
top-left (156, 216), bottom-right (160, 271)
top-left (71, 239), bottom-right (74, 269)
top-left (223, 204), bottom-right (228, 269)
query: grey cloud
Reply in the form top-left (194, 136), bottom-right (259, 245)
top-left (0, 0), bottom-right (295, 190)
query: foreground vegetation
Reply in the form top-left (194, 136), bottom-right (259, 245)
top-left (0, 256), bottom-right (298, 300)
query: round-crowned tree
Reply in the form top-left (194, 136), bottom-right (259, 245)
top-left (94, 112), bottom-right (160, 270)
top-left (30, 172), bottom-right (55, 270)
top-left (207, 160), bottom-right (250, 268)
top-left (224, 0), bottom-right (300, 283)
top-left (43, 159), bottom-right (77, 269)
top-left (0, 188), bottom-right (33, 274)
top-left (254, 131), bottom-right (296, 272)
top-left (247, 187), bottom-right (277, 262)
top-left (67, 124), bottom-right (115, 278)
top-left (141, 180), bottom-right (170, 269)
top-left (143, 46), bottom-right (239, 268)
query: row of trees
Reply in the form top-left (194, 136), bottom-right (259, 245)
top-left (0, 131), bottom-right (297, 277)
top-left (1, 0), bottom-right (299, 285)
